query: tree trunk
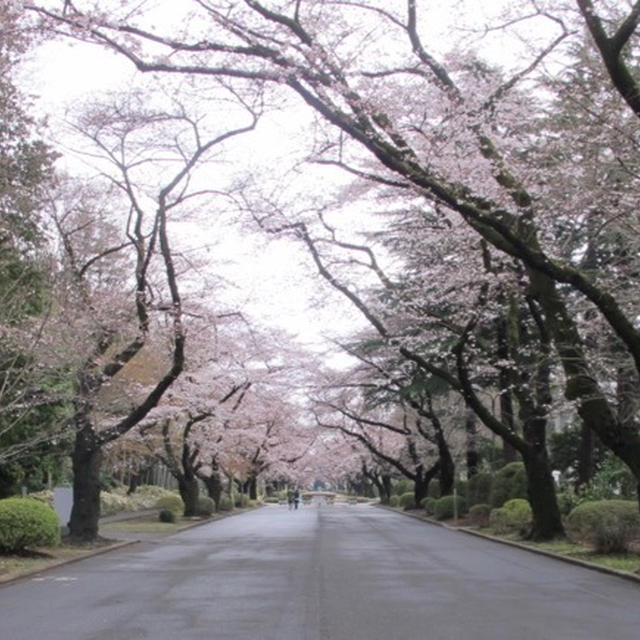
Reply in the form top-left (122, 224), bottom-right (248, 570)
top-left (465, 410), bottom-right (479, 477)
top-left (413, 462), bottom-right (440, 506)
top-left (576, 422), bottom-right (594, 490)
top-left (68, 422), bottom-right (103, 542)
top-left (436, 431), bottom-right (455, 496)
top-left (178, 472), bottom-right (200, 517)
top-left (523, 449), bottom-right (564, 541)
top-left (497, 315), bottom-right (518, 465)
top-left (202, 472), bottom-right (223, 511)
top-left (247, 475), bottom-right (258, 500)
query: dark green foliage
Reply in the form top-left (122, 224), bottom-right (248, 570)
top-left (489, 499), bottom-right (532, 536)
top-left (424, 497), bottom-right (437, 516)
top-left (467, 472), bottom-right (493, 507)
top-left (427, 480), bottom-right (441, 499)
top-left (155, 494), bottom-right (184, 515)
top-left (434, 494), bottom-right (467, 520)
top-left (548, 426), bottom-right (607, 485)
top-left (0, 497), bottom-right (60, 552)
top-left (468, 503), bottom-right (491, 527)
top-left (158, 509), bottom-right (175, 523)
top-left (566, 500), bottom-right (640, 553)
top-left (398, 491), bottom-right (415, 509)
top-left (489, 462), bottom-right (527, 508)
top-left (579, 455), bottom-right (637, 501)
top-left (234, 494), bottom-right (249, 508)
top-left (555, 492), bottom-right (578, 516)
top-left (197, 496), bottom-right (215, 517)
top-left (388, 495), bottom-right (399, 508)
top-left (392, 479), bottom-right (412, 496)
top-left (218, 495), bottom-right (233, 511)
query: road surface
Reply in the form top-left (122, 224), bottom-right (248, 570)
top-left (1, 504), bottom-right (638, 639)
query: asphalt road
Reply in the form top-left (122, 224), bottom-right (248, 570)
top-left (1, 504), bottom-right (639, 640)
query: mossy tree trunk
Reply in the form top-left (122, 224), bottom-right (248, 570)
top-left (68, 417), bottom-right (103, 542)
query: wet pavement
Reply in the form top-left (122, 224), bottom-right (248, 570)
top-left (1, 504), bottom-right (639, 639)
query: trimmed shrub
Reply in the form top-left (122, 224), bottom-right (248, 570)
top-left (197, 496), bottom-right (215, 517)
top-left (427, 481), bottom-right (441, 499)
top-left (468, 503), bottom-right (491, 527)
top-left (467, 472), bottom-right (493, 507)
top-left (388, 495), bottom-right (399, 508)
top-left (218, 495), bottom-right (233, 511)
top-left (434, 495), bottom-right (467, 521)
top-left (28, 490), bottom-right (54, 507)
top-left (393, 479), bottom-right (413, 496)
top-left (155, 493), bottom-right (184, 515)
top-left (234, 494), bottom-right (250, 508)
top-left (566, 500), bottom-right (640, 553)
top-left (398, 492), bottom-right (416, 510)
top-left (489, 462), bottom-right (527, 508)
top-left (490, 498), bottom-right (532, 536)
top-left (0, 498), bottom-right (60, 552)
top-left (100, 490), bottom-right (132, 516)
top-left (424, 497), bottom-right (437, 516)
top-left (158, 509), bottom-right (176, 523)
top-left (263, 497), bottom-right (280, 504)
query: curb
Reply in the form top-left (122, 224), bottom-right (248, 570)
top-left (375, 504), bottom-right (640, 586)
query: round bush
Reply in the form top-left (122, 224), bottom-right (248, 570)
top-left (388, 495), bottom-right (399, 508)
top-left (218, 495), bottom-right (233, 511)
top-left (566, 500), bottom-right (640, 553)
top-left (434, 495), bottom-right (467, 520)
top-left (398, 492), bottom-right (416, 510)
top-left (158, 509), bottom-right (176, 523)
top-left (197, 496), bottom-right (215, 517)
top-left (0, 498), bottom-right (60, 552)
top-left (424, 497), bottom-right (437, 516)
top-left (467, 472), bottom-right (493, 507)
top-left (468, 503), bottom-right (491, 527)
top-left (489, 498), bottom-right (532, 536)
top-left (489, 462), bottom-right (527, 508)
top-left (393, 479), bottom-right (412, 496)
top-left (234, 494), bottom-right (250, 508)
top-left (155, 493), bottom-right (184, 515)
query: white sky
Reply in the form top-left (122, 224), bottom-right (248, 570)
top-left (19, 36), bottom-right (370, 361)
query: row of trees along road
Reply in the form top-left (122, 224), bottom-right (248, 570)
top-left (2, 5), bottom-right (325, 542)
top-left (24, 0), bottom-right (640, 540)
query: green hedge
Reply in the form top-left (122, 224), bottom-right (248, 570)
top-left (489, 462), bottom-right (527, 508)
top-left (389, 495), bottom-right (399, 508)
top-left (434, 495), bottom-right (467, 520)
top-left (468, 503), bottom-right (491, 527)
top-left (155, 494), bottom-right (184, 515)
top-left (398, 492), bottom-right (415, 509)
top-left (489, 498), bottom-right (532, 536)
top-left (467, 472), bottom-right (493, 507)
top-left (197, 496), bottom-right (215, 517)
top-left (424, 497), bottom-right (437, 516)
top-left (393, 479), bottom-right (413, 496)
top-left (566, 500), bottom-right (640, 553)
top-left (0, 498), bottom-right (60, 553)
top-left (218, 495), bottom-right (233, 511)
